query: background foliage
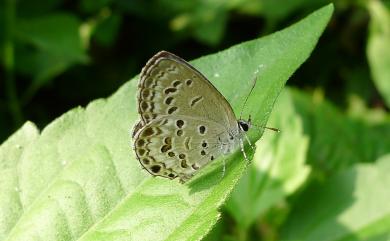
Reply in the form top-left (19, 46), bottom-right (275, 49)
top-left (0, 0), bottom-right (389, 241)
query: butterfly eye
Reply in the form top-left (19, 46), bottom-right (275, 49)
top-left (239, 121), bottom-right (249, 132)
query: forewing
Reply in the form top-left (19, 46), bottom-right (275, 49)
top-left (137, 51), bottom-right (237, 129)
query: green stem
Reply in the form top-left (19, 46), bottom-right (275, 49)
top-left (3, 0), bottom-right (23, 126)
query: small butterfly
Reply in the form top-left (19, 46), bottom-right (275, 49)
top-left (132, 51), bottom-right (273, 183)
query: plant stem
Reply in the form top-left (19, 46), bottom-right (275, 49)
top-left (3, 0), bottom-right (23, 126)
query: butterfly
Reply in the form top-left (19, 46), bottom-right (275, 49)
top-left (132, 51), bottom-right (257, 183)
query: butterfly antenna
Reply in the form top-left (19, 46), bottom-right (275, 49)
top-left (251, 124), bottom-right (281, 133)
top-left (239, 74), bottom-right (258, 119)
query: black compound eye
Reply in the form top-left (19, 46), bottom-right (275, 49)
top-left (239, 121), bottom-right (249, 132)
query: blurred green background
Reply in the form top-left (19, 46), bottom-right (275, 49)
top-left (1, 0), bottom-right (389, 240)
top-left (1, 0), bottom-right (388, 142)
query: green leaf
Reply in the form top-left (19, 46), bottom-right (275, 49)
top-left (92, 13), bottom-right (122, 47)
top-left (14, 13), bottom-right (88, 93)
top-left (290, 89), bottom-right (390, 175)
top-left (168, 1), bottom-right (229, 45)
top-left (225, 89), bottom-right (310, 229)
top-left (367, 0), bottom-right (390, 108)
top-left (1, 4), bottom-right (333, 241)
top-left (280, 154), bottom-right (390, 241)
top-left (15, 13), bottom-right (87, 61)
top-left (0, 122), bottom-right (39, 240)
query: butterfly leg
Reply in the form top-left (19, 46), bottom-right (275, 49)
top-left (239, 137), bottom-right (250, 163)
top-left (243, 133), bottom-right (256, 151)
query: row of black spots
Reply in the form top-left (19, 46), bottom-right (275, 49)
top-left (163, 79), bottom-right (179, 105)
top-left (161, 136), bottom-right (173, 153)
top-left (163, 79), bottom-right (182, 114)
top-left (178, 153), bottom-right (189, 169)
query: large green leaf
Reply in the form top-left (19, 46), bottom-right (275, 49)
top-left (280, 154), bottom-right (390, 241)
top-left (0, 4), bottom-right (333, 241)
top-left (367, 0), bottom-right (390, 108)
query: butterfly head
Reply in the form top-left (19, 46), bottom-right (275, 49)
top-left (238, 115), bottom-right (252, 132)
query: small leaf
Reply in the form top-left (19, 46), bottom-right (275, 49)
top-left (280, 154), bottom-right (390, 241)
top-left (367, 0), bottom-right (390, 108)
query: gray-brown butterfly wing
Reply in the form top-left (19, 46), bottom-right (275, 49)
top-left (133, 51), bottom-right (240, 182)
top-left (135, 51), bottom-right (237, 128)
